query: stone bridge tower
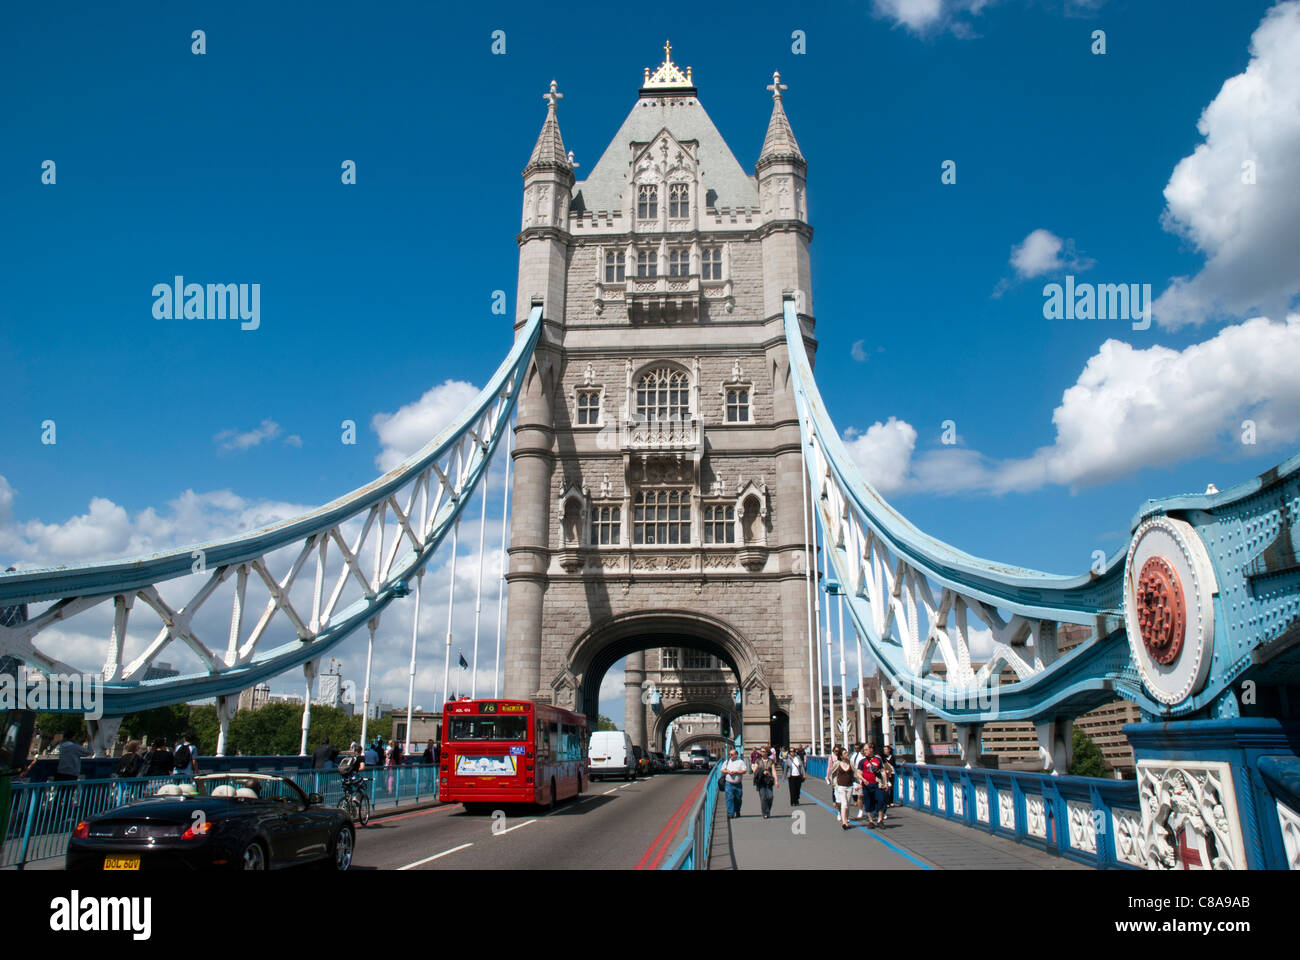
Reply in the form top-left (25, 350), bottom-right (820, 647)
top-left (504, 46), bottom-right (817, 750)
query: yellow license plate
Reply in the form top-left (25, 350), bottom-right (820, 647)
top-left (103, 856), bottom-right (140, 871)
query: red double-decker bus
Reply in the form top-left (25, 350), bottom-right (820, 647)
top-left (439, 699), bottom-right (588, 810)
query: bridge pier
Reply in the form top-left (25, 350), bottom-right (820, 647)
top-left (1035, 717), bottom-right (1073, 775)
top-left (624, 650), bottom-right (647, 749)
top-left (215, 694), bottom-right (238, 756)
top-left (956, 723), bottom-right (981, 768)
top-left (909, 707), bottom-right (929, 763)
top-left (86, 717), bottom-right (121, 757)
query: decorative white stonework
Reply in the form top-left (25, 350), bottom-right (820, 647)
top-left (1137, 759), bottom-right (1247, 870)
top-left (922, 780), bottom-right (931, 806)
top-left (936, 783), bottom-right (946, 812)
top-left (1114, 808), bottom-right (1145, 868)
top-left (998, 790), bottom-right (1014, 830)
top-left (1123, 516), bottom-right (1218, 706)
top-left (1067, 801), bottom-right (1098, 854)
top-left (1026, 795), bottom-right (1047, 839)
top-left (952, 783), bottom-right (964, 817)
top-left (908, 779), bottom-right (915, 802)
top-left (1277, 800), bottom-right (1300, 870)
top-left (975, 786), bottom-right (990, 823)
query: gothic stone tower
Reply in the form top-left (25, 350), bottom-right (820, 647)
top-left (504, 47), bottom-right (816, 750)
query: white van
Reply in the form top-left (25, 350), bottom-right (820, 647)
top-left (588, 730), bottom-right (637, 781)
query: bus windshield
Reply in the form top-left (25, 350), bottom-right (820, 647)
top-left (449, 717), bottom-right (529, 741)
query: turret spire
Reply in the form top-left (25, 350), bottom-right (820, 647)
top-left (758, 71), bottom-right (804, 169)
top-left (526, 79), bottom-right (573, 173)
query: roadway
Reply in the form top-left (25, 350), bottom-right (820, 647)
top-left (351, 769), bottom-right (710, 870)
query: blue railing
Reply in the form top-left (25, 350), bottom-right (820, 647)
top-left (893, 762), bottom-right (1140, 869)
top-left (663, 758), bottom-right (724, 870)
top-left (2, 764), bottom-right (439, 869)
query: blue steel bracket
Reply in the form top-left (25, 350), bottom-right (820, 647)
top-left (0, 306), bottom-right (544, 715)
top-left (783, 294), bottom-right (1300, 726)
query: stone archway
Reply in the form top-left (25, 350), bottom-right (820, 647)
top-left (559, 609), bottom-right (773, 747)
top-left (653, 697), bottom-right (741, 754)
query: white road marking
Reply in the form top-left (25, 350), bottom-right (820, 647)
top-left (398, 842), bottom-right (473, 870)
top-left (603, 788), bottom-right (617, 795)
top-left (494, 818), bottom-right (537, 835)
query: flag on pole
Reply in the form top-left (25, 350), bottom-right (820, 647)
top-left (458, 651), bottom-right (469, 670)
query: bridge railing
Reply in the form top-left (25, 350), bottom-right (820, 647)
top-left (2, 764), bottom-right (439, 869)
top-left (662, 758), bottom-right (723, 870)
top-left (893, 762), bottom-right (1141, 869)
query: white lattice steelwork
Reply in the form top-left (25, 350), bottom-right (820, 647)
top-left (782, 296), bottom-right (1163, 736)
top-left (0, 306), bottom-right (543, 720)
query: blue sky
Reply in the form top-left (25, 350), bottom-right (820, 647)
top-left (3, 1), bottom-right (1299, 726)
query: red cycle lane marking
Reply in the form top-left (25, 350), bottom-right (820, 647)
top-left (634, 776), bottom-right (708, 870)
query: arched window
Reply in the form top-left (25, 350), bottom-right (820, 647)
top-left (637, 184), bottom-right (658, 219)
top-left (636, 367), bottom-right (690, 421)
top-left (669, 183), bottom-right (689, 218)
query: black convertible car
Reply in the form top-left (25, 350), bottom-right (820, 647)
top-left (66, 773), bottom-right (354, 871)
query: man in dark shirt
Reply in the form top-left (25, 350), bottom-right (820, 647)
top-left (312, 738), bottom-right (339, 770)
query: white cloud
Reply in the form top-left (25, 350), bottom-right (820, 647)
top-left (214, 419), bottom-right (283, 451)
top-left (843, 418), bottom-right (918, 496)
top-left (871, 1), bottom-right (1098, 36)
top-left (841, 314), bottom-right (1300, 495)
top-left (372, 380), bottom-right (481, 473)
top-left (873, 0), bottom-right (946, 31)
top-left (851, 340), bottom-right (869, 362)
top-left (1154, 2), bottom-right (1300, 328)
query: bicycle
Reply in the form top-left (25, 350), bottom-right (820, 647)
top-left (338, 773), bottom-right (371, 827)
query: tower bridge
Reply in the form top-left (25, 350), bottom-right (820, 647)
top-left (3, 46), bottom-right (1299, 871)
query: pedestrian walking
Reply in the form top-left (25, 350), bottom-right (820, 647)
top-left (143, 739), bottom-right (175, 778)
top-left (721, 748), bottom-right (748, 818)
top-left (829, 748), bottom-right (858, 829)
top-left (312, 737), bottom-right (339, 770)
top-left (113, 740), bottom-right (142, 779)
top-left (384, 741), bottom-right (396, 795)
top-left (172, 732), bottom-right (198, 777)
top-left (848, 742), bottom-right (865, 819)
top-left (54, 729), bottom-right (91, 782)
top-left (363, 740), bottom-right (379, 769)
top-left (880, 744), bottom-right (899, 814)
top-left (858, 742), bottom-right (885, 828)
top-left (784, 746), bottom-right (806, 805)
top-left (753, 745), bottom-right (778, 819)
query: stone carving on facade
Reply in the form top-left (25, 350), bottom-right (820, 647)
top-left (952, 782), bottom-right (964, 817)
top-left (1137, 760), bottom-right (1245, 870)
top-left (1026, 795), bottom-right (1047, 839)
top-left (703, 553), bottom-right (737, 569)
top-left (975, 785), bottom-right (990, 823)
top-left (1113, 808), bottom-right (1146, 868)
top-left (998, 790), bottom-right (1015, 830)
top-left (632, 554), bottom-right (693, 572)
top-left (1067, 801), bottom-right (1098, 854)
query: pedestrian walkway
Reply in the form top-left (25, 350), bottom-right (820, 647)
top-left (709, 774), bottom-right (1090, 870)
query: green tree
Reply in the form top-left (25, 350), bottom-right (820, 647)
top-left (119, 704), bottom-right (192, 748)
top-left (188, 704), bottom-right (219, 756)
top-left (597, 714), bottom-right (617, 731)
top-left (1068, 727), bottom-right (1109, 778)
top-left (228, 702), bottom-right (303, 756)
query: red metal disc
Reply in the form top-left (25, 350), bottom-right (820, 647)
top-left (1136, 555), bottom-right (1186, 666)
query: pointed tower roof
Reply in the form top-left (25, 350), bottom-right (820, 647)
top-left (525, 80), bottom-right (574, 175)
top-left (757, 71), bottom-right (805, 171)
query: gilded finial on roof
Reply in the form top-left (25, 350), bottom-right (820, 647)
top-left (642, 40), bottom-right (694, 91)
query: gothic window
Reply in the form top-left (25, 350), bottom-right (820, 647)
top-left (576, 389), bottom-right (601, 425)
top-left (637, 184), bottom-right (658, 219)
top-left (590, 503), bottom-right (622, 545)
top-left (669, 183), bottom-right (689, 218)
top-left (684, 649), bottom-right (713, 669)
top-left (703, 503), bottom-right (735, 544)
top-left (702, 247), bottom-right (723, 280)
top-left (604, 251), bottom-right (625, 283)
top-left (725, 387), bottom-right (750, 422)
top-left (636, 250), bottom-right (658, 278)
top-left (633, 489), bottom-right (690, 545)
top-left (636, 367), bottom-right (690, 421)
top-left (662, 648), bottom-right (679, 669)
top-left (668, 248), bottom-right (690, 277)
